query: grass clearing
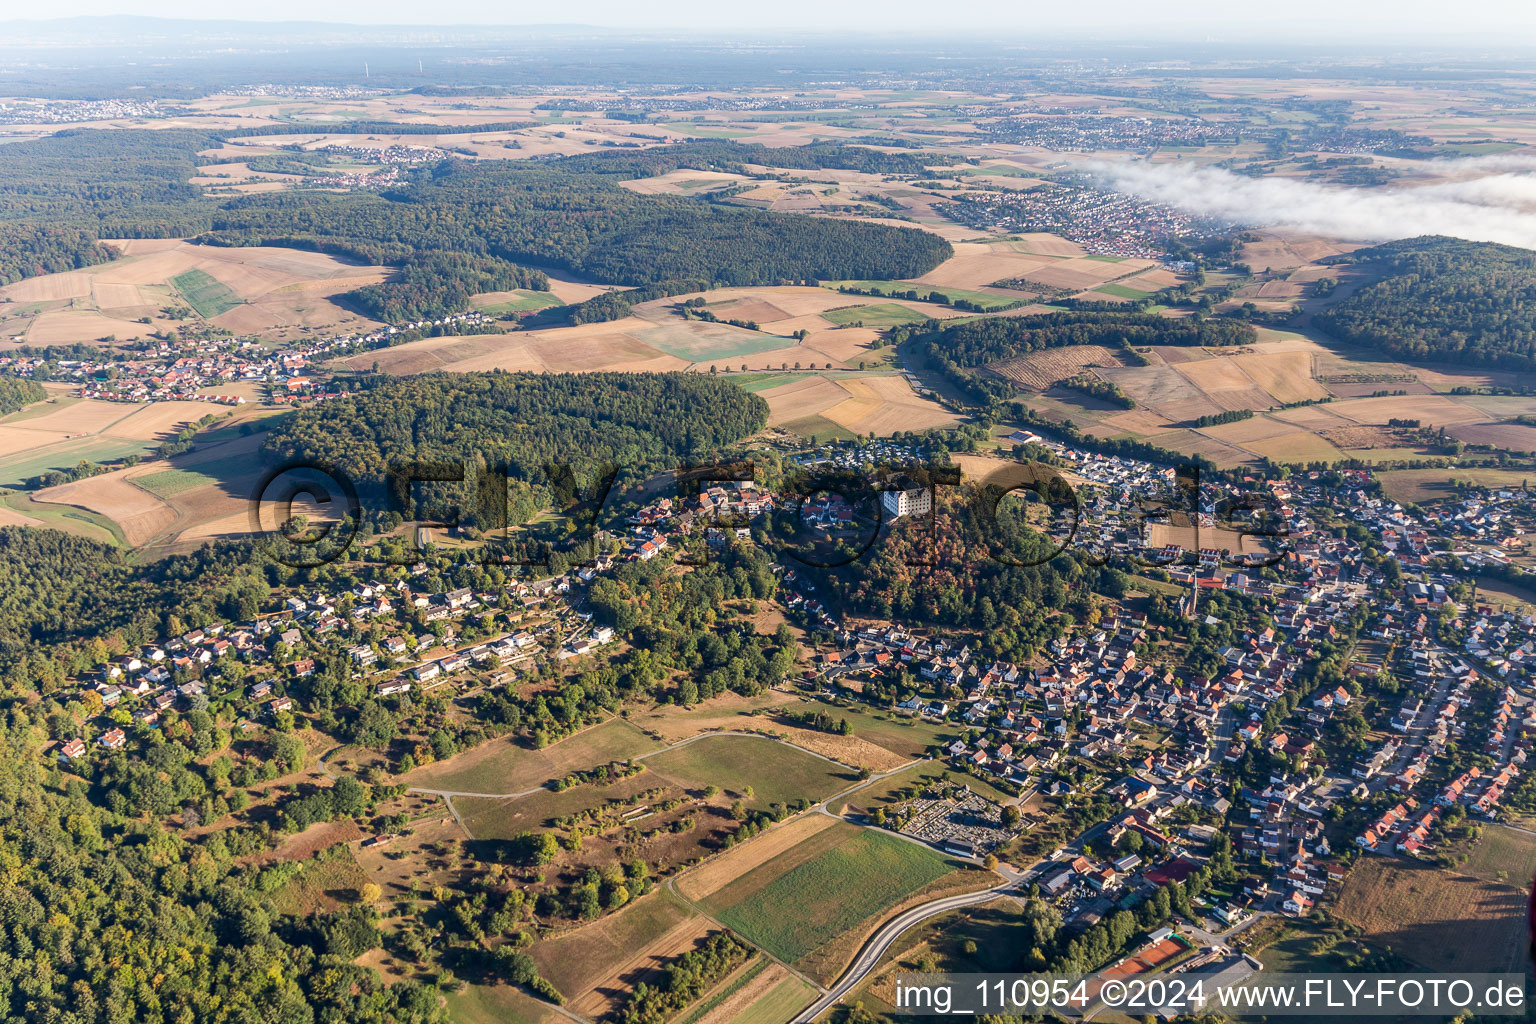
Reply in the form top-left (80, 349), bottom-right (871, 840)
top-left (1331, 857), bottom-right (1527, 972)
top-left (838, 760), bottom-right (1016, 816)
top-left (732, 975), bottom-right (818, 1024)
top-left (171, 268), bottom-right (241, 318)
top-left (530, 889), bottom-right (701, 1001)
top-left (674, 957), bottom-right (770, 1024)
top-left (780, 414), bottom-right (857, 441)
top-left (821, 303), bottom-right (926, 327)
top-left (783, 698), bottom-right (956, 759)
top-left (402, 717), bottom-right (660, 795)
top-left (643, 734), bottom-right (855, 806)
top-left (731, 373), bottom-right (813, 393)
top-left (825, 281), bottom-right (1025, 310)
top-left (472, 289), bottom-right (563, 315)
top-left (444, 984), bottom-right (567, 1024)
top-left (0, 435), bottom-right (153, 488)
top-left (1379, 466), bottom-right (1533, 503)
top-left (135, 466), bottom-right (222, 498)
top-left (267, 845), bottom-right (369, 916)
top-left (1095, 282), bottom-right (1151, 300)
top-left (1461, 825), bottom-right (1536, 888)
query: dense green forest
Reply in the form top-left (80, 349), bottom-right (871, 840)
top-left (0, 128), bottom-right (216, 231)
top-left (0, 131), bottom-right (951, 321)
top-left (550, 140), bottom-right (948, 178)
top-left (928, 310), bottom-right (1256, 367)
top-left (201, 160), bottom-right (951, 295)
top-left (0, 223), bottom-right (118, 285)
top-left (0, 377), bottom-right (46, 415)
top-left (1315, 235), bottom-right (1536, 371)
top-left (0, 529), bottom-right (276, 688)
top-left (345, 252), bottom-right (549, 321)
top-left (261, 371), bottom-right (768, 530)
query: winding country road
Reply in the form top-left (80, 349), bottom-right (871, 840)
top-left (791, 877), bottom-right (1021, 1023)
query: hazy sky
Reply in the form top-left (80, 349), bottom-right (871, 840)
top-left (17, 0), bottom-right (1536, 39)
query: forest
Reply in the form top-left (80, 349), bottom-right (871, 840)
top-left (0, 528), bottom-right (277, 690)
top-left (260, 371), bottom-right (769, 531)
top-left (0, 223), bottom-right (118, 285)
top-left (0, 377), bottom-right (46, 415)
top-left (1315, 235), bottom-right (1536, 371)
top-left (924, 310), bottom-right (1257, 368)
top-left (344, 252), bottom-right (549, 322)
top-left (201, 160), bottom-right (951, 299)
top-left (0, 130), bottom-right (952, 322)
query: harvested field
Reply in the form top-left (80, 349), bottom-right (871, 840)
top-left (1175, 354), bottom-right (1264, 394)
top-left (1332, 858), bottom-right (1528, 973)
top-left (1227, 349), bottom-right (1329, 404)
top-left (761, 375), bottom-right (853, 427)
top-left (796, 327), bottom-right (883, 366)
top-left (1014, 257), bottom-right (1153, 291)
top-left (1268, 404), bottom-right (1356, 430)
top-left (1329, 394), bottom-right (1486, 427)
top-left (103, 401), bottom-right (216, 441)
top-left (916, 245), bottom-right (1057, 290)
top-left (348, 321), bottom-right (690, 376)
top-left (825, 375), bottom-right (960, 434)
top-left (1241, 430), bottom-right (1346, 463)
top-left (0, 241), bottom-right (387, 346)
top-left (1007, 234), bottom-right (1084, 258)
top-left (1201, 415), bottom-right (1299, 445)
top-left (530, 891), bottom-right (706, 1013)
top-left (1097, 364), bottom-right (1223, 422)
top-left (1099, 408), bottom-right (1178, 435)
top-left (706, 298), bottom-right (793, 323)
top-left (34, 474), bottom-right (175, 546)
top-left (619, 169), bottom-right (751, 195)
top-left (988, 344), bottom-right (1127, 391)
top-left (760, 373), bottom-right (958, 436)
top-left (1448, 422), bottom-right (1536, 452)
top-left (1239, 232), bottom-right (1356, 272)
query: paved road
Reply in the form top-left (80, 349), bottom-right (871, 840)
top-left (792, 878), bottom-right (1020, 1024)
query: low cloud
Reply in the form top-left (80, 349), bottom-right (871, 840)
top-left (1089, 159), bottom-right (1536, 250)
